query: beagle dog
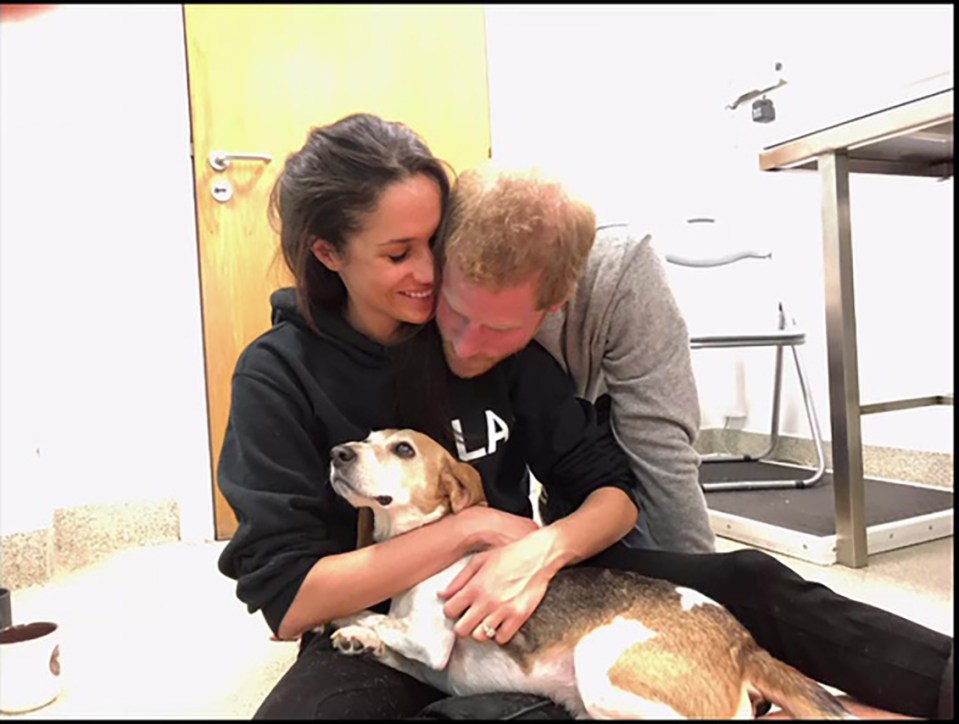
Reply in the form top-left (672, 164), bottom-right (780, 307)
top-left (327, 429), bottom-right (851, 720)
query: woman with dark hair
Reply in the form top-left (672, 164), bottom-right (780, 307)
top-left (216, 113), bottom-right (951, 720)
top-left (217, 112), bottom-right (602, 717)
top-left (270, 113), bottom-right (452, 334)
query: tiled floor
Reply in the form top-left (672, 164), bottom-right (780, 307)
top-left (1, 541), bottom-right (298, 720)
top-left (1, 535), bottom-right (953, 719)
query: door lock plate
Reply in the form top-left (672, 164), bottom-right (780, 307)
top-left (211, 179), bottom-right (234, 203)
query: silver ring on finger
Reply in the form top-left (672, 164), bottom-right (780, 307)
top-left (481, 624), bottom-right (497, 639)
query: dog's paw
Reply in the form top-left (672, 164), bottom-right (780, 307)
top-left (330, 611), bottom-right (382, 632)
top-left (331, 625), bottom-right (384, 657)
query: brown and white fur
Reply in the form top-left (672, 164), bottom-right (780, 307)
top-left (326, 429), bottom-right (852, 720)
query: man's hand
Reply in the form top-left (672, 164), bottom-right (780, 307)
top-left (439, 527), bottom-right (557, 645)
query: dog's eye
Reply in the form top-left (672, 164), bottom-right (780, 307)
top-left (393, 442), bottom-right (416, 459)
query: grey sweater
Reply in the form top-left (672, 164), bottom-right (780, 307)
top-left (534, 224), bottom-right (716, 553)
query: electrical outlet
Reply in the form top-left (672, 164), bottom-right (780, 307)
top-left (723, 413), bottom-right (747, 431)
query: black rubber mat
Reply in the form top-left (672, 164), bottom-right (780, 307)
top-left (702, 461), bottom-right (953, 537)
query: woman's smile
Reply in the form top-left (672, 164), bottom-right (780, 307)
top-left (401, 289), bottom-right (434, 301)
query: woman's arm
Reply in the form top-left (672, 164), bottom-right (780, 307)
top-left (278, 505), bottom-right (539, 640)
top-left (439, 486), bottom-right (637, 644)
top-left (435, 340), bottom-right (642, 644)
top-left (532, 485), bottom-right (639, 572)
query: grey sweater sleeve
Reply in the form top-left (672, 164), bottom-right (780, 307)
top-left (536, 228), bottom-right (716, 553)
top-left (602, 236), bottom-right (715, 553)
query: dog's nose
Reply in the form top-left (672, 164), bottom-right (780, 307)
top-left (331, 444), bottom-right (357, 465)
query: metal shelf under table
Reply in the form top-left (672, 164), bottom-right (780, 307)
top-left (758, 88), bottom-right (953, 567)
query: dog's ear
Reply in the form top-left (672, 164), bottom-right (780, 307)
top-left (440, 458), bottom-right (487, 513)
top-left (355, 507), bottom-right (374, 549)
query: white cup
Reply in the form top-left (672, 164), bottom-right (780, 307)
top-left (0, 621), bottom-right (62, 714)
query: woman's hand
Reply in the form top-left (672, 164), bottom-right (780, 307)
top-left (440, 488), bottom-right (638, 646)
top-left (438, 527), bottom-right (558, 645)
top-left (454, 505), bottom-right (540, 552)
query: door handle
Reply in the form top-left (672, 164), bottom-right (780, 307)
top-left (208, 150), bottom-right (272, 172)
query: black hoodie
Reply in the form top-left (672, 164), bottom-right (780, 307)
top-left (217, 288), bottom-right (639, 635)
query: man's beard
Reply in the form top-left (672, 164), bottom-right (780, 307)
top-left (442, 339), bottom-right (499, 379)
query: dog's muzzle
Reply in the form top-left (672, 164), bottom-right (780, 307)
top-left (331, 444), bottom-right (357, 466)
top-left (330, 444), bottom-right (393, 506)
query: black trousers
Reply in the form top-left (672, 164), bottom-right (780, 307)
top-left (254, 547), bottom-right (953, 719)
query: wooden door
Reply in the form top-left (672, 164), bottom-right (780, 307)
top-left (184, 5), bottom-right (491, 539)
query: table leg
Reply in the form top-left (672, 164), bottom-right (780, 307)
top-left (819, 151), bottom-right (868, 567)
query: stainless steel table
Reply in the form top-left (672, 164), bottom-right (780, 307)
top-left (758, 88), bottom-right (954, 567)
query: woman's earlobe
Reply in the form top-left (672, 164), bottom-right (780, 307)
top-left (311, 239), bottom-right (342, 271)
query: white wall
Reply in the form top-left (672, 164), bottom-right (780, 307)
top-left (485, 4), bottom-right (954, 454)
top-left (0, 5), bottom-right (213, 540)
